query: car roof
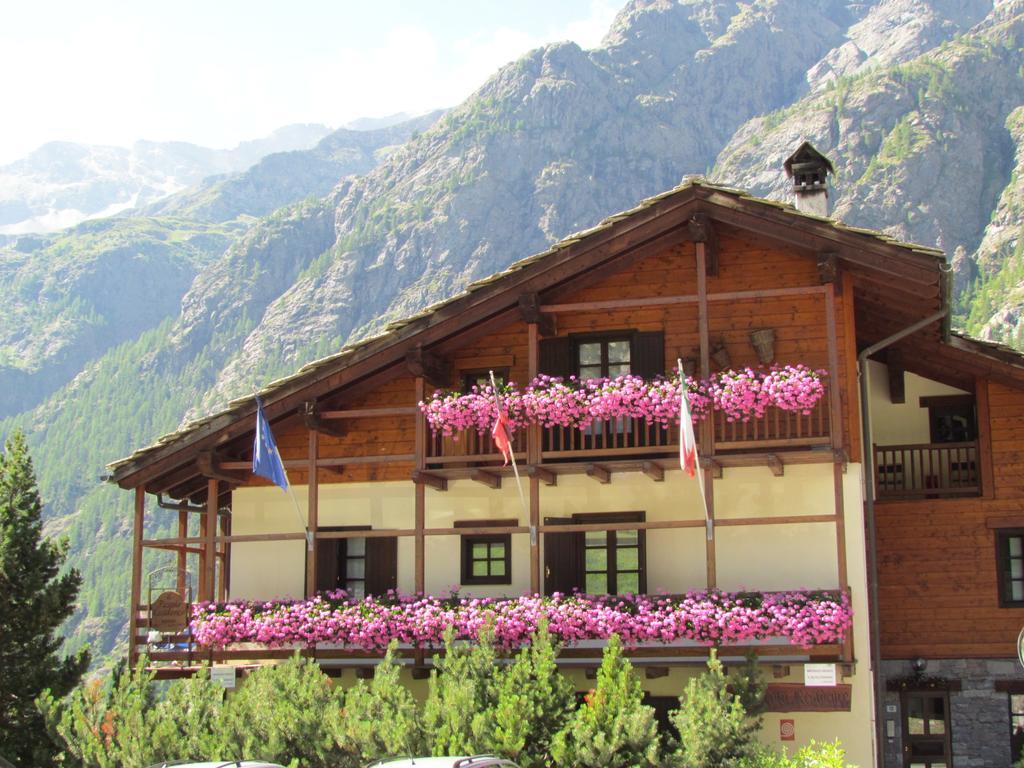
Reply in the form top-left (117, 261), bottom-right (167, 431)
top-left (367, 757), bottom-right (519, 768)
top-left (145, 762), bottom-right (287, 768)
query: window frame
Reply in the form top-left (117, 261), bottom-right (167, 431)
top-left (996, 528), bottom-right (1024, 608)
top-left (315, 525), bottom-right (370, 596)
top-left (920, 394), bottom-right (978, 444)
top-left (457, 519), bottom-right (514, 586)
top-left (460, 368), bottom-right (510, 394)
top-left (571, 331), bottom-right (634, 380)
top-left (572, 511), bottom-right (646, 595)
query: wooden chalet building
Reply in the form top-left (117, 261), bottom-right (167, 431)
top-left (109, 145), bottom-right (1024, 768)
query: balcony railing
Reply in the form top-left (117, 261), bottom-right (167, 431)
top-left (874, 441), bottom-right (980, 500)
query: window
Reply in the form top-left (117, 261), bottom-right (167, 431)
top-left (315, 527), bottom-right (397, 597)
top-left (457, 519), bottom-right (513, 585)
top-left (576, 335), bottom-right (632, 380)
top-left (997, 530), bottom-right (1024, 607)
top-left (921, 395), bottom-right (977, 443)
top-left (1012, 694), bottom-right (1024, 762)
top-left (543, 512), bottom-right (646, 596)
top-left (461, 368), bottom-right (508, 393)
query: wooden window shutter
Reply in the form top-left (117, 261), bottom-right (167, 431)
top-left (543, 517), bottom-right (582, 596)
top-left (315, 540), bottom-right (340, 593)
top-left (539, 337), bottom-right (573, 379)
top-left (366, 536), bottom-right (398, 596)
top-left (632, 331), bottom-right (665, 379)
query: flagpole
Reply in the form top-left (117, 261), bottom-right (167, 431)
top-left (254, 392), bottom-right (313, 551)
top-left (489, 370), bottom-right (530, 521)
top-left (678, 359), bottom-right (713, 541)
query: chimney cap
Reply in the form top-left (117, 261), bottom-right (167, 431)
top-left (784, 141), bottom-right (835, 179)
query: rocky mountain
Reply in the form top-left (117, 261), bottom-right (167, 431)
top-left (0, 124), bottom-right (332, 236)
top-left (2, 0), bottom-right (1023, 662)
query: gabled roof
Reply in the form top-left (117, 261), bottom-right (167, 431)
top-left (107, 177), bottom-right (1021, 492)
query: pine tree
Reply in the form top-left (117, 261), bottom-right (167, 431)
top-left (0, 430), bottom-right (89, 766)
top-left (550, 634), bottom-right (660, 767)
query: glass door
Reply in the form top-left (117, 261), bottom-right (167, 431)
top-left (901, 691), bottom-right (952, 768)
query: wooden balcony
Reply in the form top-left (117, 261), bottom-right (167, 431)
top-left (425, 383), bottom-right (833, 468)
top-left (874, 441), bottom-right (980, 500)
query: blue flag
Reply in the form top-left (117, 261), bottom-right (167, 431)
top-left (253, 396), bottom-right (288, 490)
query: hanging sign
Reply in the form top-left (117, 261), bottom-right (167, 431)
top-left (149, 591), bottom-right (187, 633)
top-left (780, 719), bottom-right (796, 742)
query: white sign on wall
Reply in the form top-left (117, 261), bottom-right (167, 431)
top-left (804, 663), bottom-right (837, 687)
top-left (210, 665), bottom-right (237, 689)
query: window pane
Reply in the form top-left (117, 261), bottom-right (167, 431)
top-left (492, 560), bottom-right (506, 577)
top-left (586, 549), bottom-right (608, 570)
top-left (1011, 537), bottom-right (1023, 557)
top-left (1012, 581), bottom-right (1023, 601)
top-left (580, 365), bottom-right (602, 380)
top-left (608, 363), bottom-right (631, 377)
top-left (907, 696), bottom-right (924, 735)
top-left (349, 582), bottom-right (366, 599)
top-left (1011, 559), bottom-right (1023, 579)
top-left (927, 697), bottom-right (945, 734)
top-left (617, 548), bottom-right (639, 570)
top-left (608, 341), bottom-right (630, 363)
top-left (1011, 694), bottom-right (1024, 714)
top-left (579, 343), bottom-right (601, 365)
top-left (585, 573), bottom-right (608, 594)
top-left (346, 559), bottom-right (365, 579)
top-left (618, 572), bottom-right (639, 593)
top-left (472, 542), bottom-right (489, 558)
top-left (491, 542), bottom-right (505, 559)
top-left (618, 530), bottom-right (638, 546)
top-left (472, 560), bottom-right (489, 577)
top-left (348, 537), bottom-right (366, 556)
top-left (585, 531), bottom-right (607, 546)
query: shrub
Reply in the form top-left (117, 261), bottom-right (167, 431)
top-left (667, 650), bottom-right (762, 768)
top-left (339, 642), bottom-right (424, 762)
top-left (148, 670), bottom-right (224, 762)
top-left (214, 654), bottom-right (350, 768)
top-left (550, 634), bottom-right (660, 767)
top-left (738, 740), bottom-right (854, 767)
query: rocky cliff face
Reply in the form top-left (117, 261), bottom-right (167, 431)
top-left (4, 0), bottom-right (1024, 662)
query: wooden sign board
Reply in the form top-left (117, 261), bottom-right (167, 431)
top-left (210, 666), bottom-right (236, 689)
top-left (804, 663), bottom-right (838, 687)
top-left (150, 591), bottom-right (187, 633)
top-left (764, 683), bottom-right (852, 712)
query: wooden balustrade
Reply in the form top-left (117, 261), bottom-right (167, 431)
top-left (425, 426), bottom-right (528, 465)
top-left (874, 441), bottom-right (980, 499)
top-left (713, 384), bottom-right (831, 450)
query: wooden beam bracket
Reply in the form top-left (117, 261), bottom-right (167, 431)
top-left (405, 346), bottom-right (450, 389)
top-left (817, 252), bottom-right (840, 285)
top-left (585, 464), bottom-right (611, 484)
top-left (766, 454), bottom-right (784, 477)
top-left (518, 293), bottom-right (557, 337)
top-left (641, 461), bottom-right (665, 482)
top-left (886, 348), bottom-right (906, 404)
top-left (699, 457), bottom-right (723, 479)
top-left (528, 465), bottom-right (557, 486)
top-left (303, 401), bottom-right (347, 438)
top-left (412, 470), bottom-right (448, 492)
top-left (196, 452), bottom-right (246, 486)
top-left (470, 469), bottom-right (502, 489)
top-left (645, 666), bottom-right (670, 679)
top-left (687, 213), bottom-right (718, 276)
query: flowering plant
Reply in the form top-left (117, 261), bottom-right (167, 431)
top-left (190, 589), bottom-right (851, 651)
top-left (418, 365), bottom-right (826, 436)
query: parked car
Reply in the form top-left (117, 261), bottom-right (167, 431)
top-left (367, 758), bottom-right (519, 768)
top-left (145, 762), bottom-right (288, 768)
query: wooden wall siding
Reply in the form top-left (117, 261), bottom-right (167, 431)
top-left (877, 380), bottom-right (1024, 659)
top-left (449, 323), bottom-right (530, 387)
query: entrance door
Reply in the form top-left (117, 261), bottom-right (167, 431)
top-left (901, 691), bottom-right (953, 768)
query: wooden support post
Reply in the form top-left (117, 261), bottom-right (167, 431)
top-left (204, 478), bottom-right (218, 602)
top-left (414, 377), bottom-right (426, 595)
top-left (825, 285), bottom-right (850, 662)
top-left (198, 508), bottom-right (208, 600)
top-left (217, 510), bottom-right (228, 602)
top-left (696, 241), bottom-right (716, 589)
top-left (306, 427), bottom-right (319, 597)
top-left (976, 377), bottom-right (995, 499)
top-left (527, 322), bottom-right (542, 594)
top-left (176, 509), bottom-right (188, 595)
top-left (129, 487), bottom-right (145, 665)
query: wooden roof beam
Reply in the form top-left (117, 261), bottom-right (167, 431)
top-left (518, 293), bottom-right (557, 337)
top-left (687, 213), bottom-right (718, 276)
top-left (303, 401), bottom-right (346, 439)
top-left (405, 347), bottom-right (450, 390)
top-left (817, 252), bottom-right (839, 285)
top-left (886, 349), bottom-right (906, 404)
top-left (196, 452), bottom-right (246, 487)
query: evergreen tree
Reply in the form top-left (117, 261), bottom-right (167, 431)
top-left (550, 634), bottom-right (660, 768)
top-left (0, 430), bottom-right (89, 766)
top-left (667, 650), bottom-right (762, 768)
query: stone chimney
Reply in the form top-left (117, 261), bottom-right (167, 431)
top-left (784, 141), bottom-right (835, 218)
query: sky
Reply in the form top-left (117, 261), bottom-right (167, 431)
top-left (0, 0), bottom-right (621, 164)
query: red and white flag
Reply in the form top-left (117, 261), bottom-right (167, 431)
top-left (679, 386), bottom-right (698, 478)
top-left (492, 409), bottom-right (513, 465)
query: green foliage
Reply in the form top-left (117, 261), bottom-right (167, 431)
top-left (148, 670), bottom-right (224, 761)
top-left (666, 651), bottom-right (762, 768)
top-left (738, 740), bottom-right (855, 768)
top-left (422, 628), bottom-right (500, 756)
top-left (550, 635), bottom-right (660, 767)
top-left (0, 430), bottom-right (89, 766)
top-left (215, 654), bottom-right (349, 767)
top-left (483, 620), bottom-right (576, 767)
top-left (338, 642), bottom-right (424, 762)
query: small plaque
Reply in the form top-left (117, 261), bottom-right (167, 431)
top-left (804, 663), bottom-right (837, 687)
top-left (210, 666), bottom-right (236, 689)
top-left (149, 591), bottom-right (187, 633)
top-left (780, 719), bottom-right (796, 742)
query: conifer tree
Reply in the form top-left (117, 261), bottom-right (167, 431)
top-left (550, 634), bottom-right (660, 767)
top-left (0, 430), bottom-right (89, 766)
